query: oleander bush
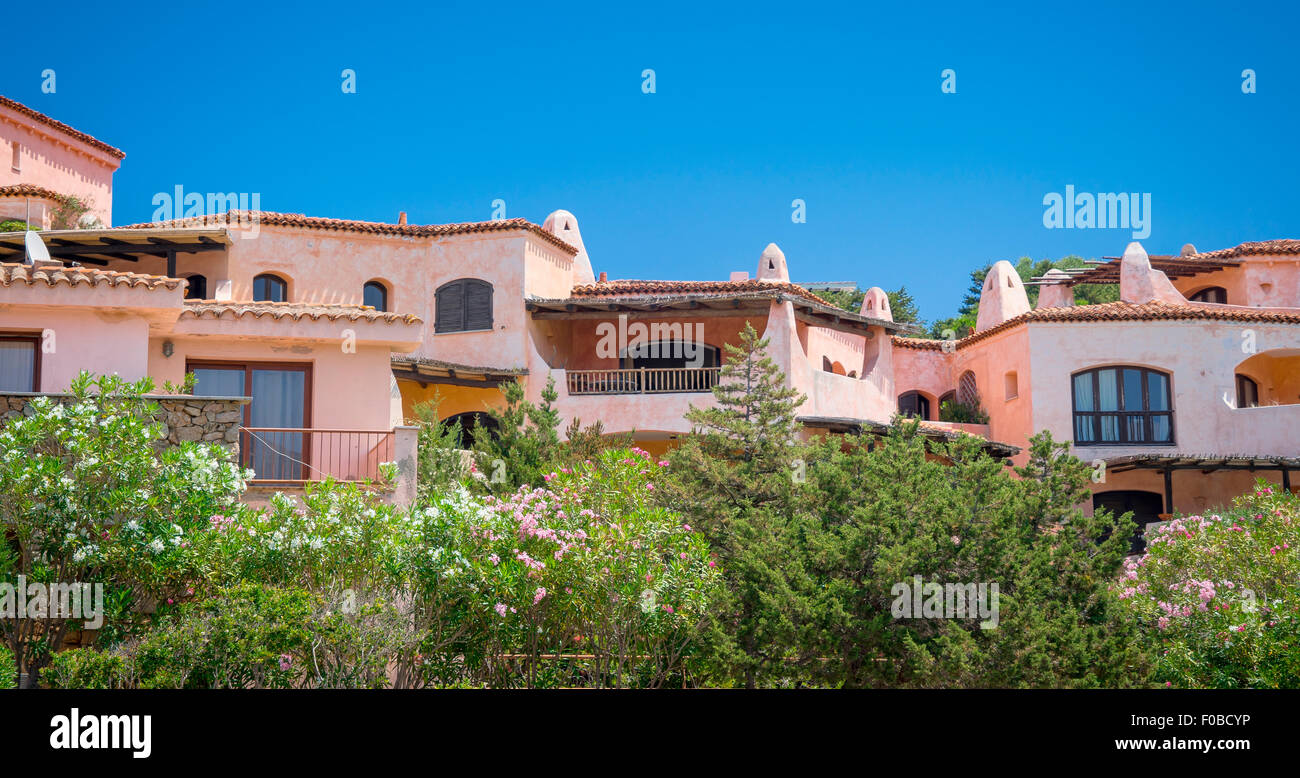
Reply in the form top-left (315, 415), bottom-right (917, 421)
top-left (1119, 481), bottom-right (1300, 688)
top-left (0, 372), bottom-right (249, 683)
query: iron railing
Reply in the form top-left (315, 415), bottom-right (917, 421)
top-left (240, 427), bottom-right (395, 484)
top-left (566, 366), bottom-right (721, 395)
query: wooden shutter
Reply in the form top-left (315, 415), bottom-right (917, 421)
top-left (436, 281), bottom-right (465, 332)
top-left (465, 280), bottom-right (493, 331)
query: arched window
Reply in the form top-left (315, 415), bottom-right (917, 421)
top-left (363, 281), bottom-right (388, 312)
top-left (184, 274), bottom-right (208, 300)
top-left (898, 391), bottom-right (930, 420)
top-left (957, 371), bottom-right (978, 406)
top-left (435, 278), bottom-right (493, 333)
top-left (1072, 366), bottom-right (1173, 445)
top-left (441, 412), bottom-right (500, 448)
top-left (1004, 371), bottom-right (1019, 400)
top-left (938, 390), bottom-right (956, 409)
top-left (1236, 374), bottom-right (1259, 408)
top-left (1189, 287), bottom-right (1228, 304)
top-left (253, 273), bottom-right (288, 303)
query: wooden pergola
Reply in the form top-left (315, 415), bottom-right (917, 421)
top-left (1026, 255), bottom-right (1242, 287)
top-left (0, 228), bottom-right (230, 275)
top-left (1103, 453), bottom-right (1298, 513)
top-left (798, 415), bottom-right (1021, 459)
top-left (526, 292), bottom-right (919, 338)
top-left (390, 356), bottom-right (525, 389)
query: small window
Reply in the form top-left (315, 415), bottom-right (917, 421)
top-left (898, 391), bottom-right (930, 420)
top-left (253, 274), bottom-right (288, 303)
top-left (1236, 374), bottom-right (1259, 408)
top-left (1190, 287), bottom-right (1227, 304)
top-left (0, 334), bottom-right (38, 391)
top-left (184, 274), bottom-right (208, 300)
top-left (1004, 371), bottom-right (1019, 400)
top-left (10, 142), bottom-right (20, 172)
top-left (957, 371), bottom-right (978, 406)
top-left (435, 278), bottom-right (493, 333)
top-left (1072, 366), bottom-right (1173, 445)
top-left (363, 281), bottom-right (388, 312)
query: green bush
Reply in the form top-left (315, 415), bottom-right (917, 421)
top-left (1121, 481), bottom-right (1300, 688)
top-left (0, 372), bottom-right (250, 679)
top-left (0, 644), bottom-right (16, 689)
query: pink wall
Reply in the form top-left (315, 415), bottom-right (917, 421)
top-left (1172, 256), bottom-right (1300, 308)
top-left (0, 307), bottom-right (152, 391)
top-left (0, 104), bottom-right (119, 226)
top-left (1027, 319), bottom-right (1300, 458)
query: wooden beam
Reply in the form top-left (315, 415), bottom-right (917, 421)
top-left (529, 306), bottom-right (767, 321)
top-left (1163, 468), bottom-right (1174, 514)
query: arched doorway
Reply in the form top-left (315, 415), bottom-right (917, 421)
top-left (1093, 490), bottom-right (1163, 554)
top-left (442, 412), bottom-right (500, 448)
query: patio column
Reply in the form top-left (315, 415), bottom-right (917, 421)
top-left (1163, 468), bottom-right (1173, 515)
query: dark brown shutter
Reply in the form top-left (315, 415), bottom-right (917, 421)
top-left (436, 281), bottom-right (465, 332)
top-left (465, 280), bottom-right (493, 331)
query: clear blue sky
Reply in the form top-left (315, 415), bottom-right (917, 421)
top-left (7, 0), bottom-right (1297, 322)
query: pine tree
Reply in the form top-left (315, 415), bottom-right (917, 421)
top-left (662, 322), bottom-right (810, 687)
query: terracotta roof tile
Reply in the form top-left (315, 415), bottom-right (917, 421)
top-left (571, 279), bottom-right (834, 307)
top-left (0, 184), bottom-right (71, 202)
top-left (892, 300), bottom-right (1300, 351)
top-left (0, 95), bottom-right (125, 159)
top-left (180, 300), bottom-right (422, 325)
top-left (1183, 239), bottom-right (1300, 261)
top-left (0, 261), bottom-right (183, 291)
top-left (115, 210), bottom-right (580, 255)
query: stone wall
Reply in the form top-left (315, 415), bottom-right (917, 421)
top-left (0, 392), bottom-right (249, 456)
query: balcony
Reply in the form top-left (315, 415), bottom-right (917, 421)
top-left (240, 427), bottom-right (396, 485)
top-left (566, 367), bottom-right (721, 395)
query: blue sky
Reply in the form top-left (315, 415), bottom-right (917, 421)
top-left (7, 0), bottom-right (1297, 322)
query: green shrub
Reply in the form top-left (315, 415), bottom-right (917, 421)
top-left (0, 644), bottom-right (16, 689)
top-left (0, 372), bottom-right (250, 679)
top-left (1121, 480), bottom-right (1300, 688)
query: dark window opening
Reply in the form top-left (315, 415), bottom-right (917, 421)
top-left (442, 412), bottom-right (500, 448)
top-left (1094, 490), bottom-right (1164, 555)
top-left (253, 274), bottom-right (288, 303)
top-left (364, 281), bottom-right (388, 312)
top-left (1189, 287), bottom-right (1228, 304)
top-left (898, 391), bottom-right (930, 420)
top-left (1236, 374), bottom-right (1259, 408)
top-left (184, 274), bottom-right (208, 300)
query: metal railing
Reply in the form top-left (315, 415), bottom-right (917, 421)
top-left (566, 366), bottom-right (721, 395)
top-left (240, 427), bottom-right (395, 484)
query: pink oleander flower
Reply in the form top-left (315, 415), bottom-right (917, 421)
top-left (534, 587), bottom-right (547, 604)
top-left (279, 654), bottom-right (293, 671)
top-left (494, 602), bottom-right (508, 617)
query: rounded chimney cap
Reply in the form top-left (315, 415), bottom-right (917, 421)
top-left (1180, 243), bottom-right (1198, 257)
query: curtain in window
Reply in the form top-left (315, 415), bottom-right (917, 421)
top-left (251, 369), bottom-right (306, 480)
top-left (0, 340), bottom-right (36, 392)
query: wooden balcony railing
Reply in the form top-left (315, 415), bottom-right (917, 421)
top-left (240, 427), bottom-right (395, 484)
top-left (566, 367), bottom-right (721, 395)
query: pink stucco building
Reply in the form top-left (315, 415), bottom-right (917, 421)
top-left (1, 95), bottom-right (1297, 537)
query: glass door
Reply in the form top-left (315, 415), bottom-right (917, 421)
top-left (189, 362), bottom-right (311, 481)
